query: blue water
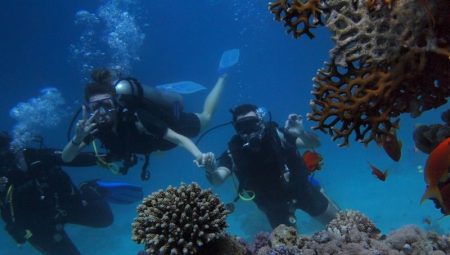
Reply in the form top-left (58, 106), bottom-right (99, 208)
top-left (0, 0), bottom-right (448, 254)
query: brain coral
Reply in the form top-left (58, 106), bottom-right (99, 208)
top-left (132, 183), bottom-right (229, 255)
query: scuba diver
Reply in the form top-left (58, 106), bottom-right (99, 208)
top-left (200, 104), bottom-right (339, 229)
top-left (0, 132), bottom-right (143, 255)
top-left (62, 67), bottom-right (228, 179)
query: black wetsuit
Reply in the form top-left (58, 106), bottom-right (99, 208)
top-left (88, 103), bottom-right (201, 176)
top-left (217, 123), bottom-right (328, 228)
top-left (0, 148), bottom-right (113, 255)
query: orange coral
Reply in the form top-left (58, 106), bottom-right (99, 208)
top-left (308, 50), bottom-right (450, 146)
top-left (271, 0), bottom-right (450, 146)
top-left (268, 0), bottom-right (323, 39)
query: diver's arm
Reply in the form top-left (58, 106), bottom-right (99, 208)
top-left (61, 138), bottom-right (89, 163)
top-left (295, 131), bottom-right (321, 149)
top-left (284, 114), bottom-right (321, 149)
top-left (206, 166), bottom-right (231, 186)
top-left (62, 107), bottom-right (98, 162)
top-left (163, 128), bottom-right (203, 160)
top-left (203, 151), bottom-right (232, 186)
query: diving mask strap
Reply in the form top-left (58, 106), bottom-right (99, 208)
top-left (91, 141), bottom-right (120, 175)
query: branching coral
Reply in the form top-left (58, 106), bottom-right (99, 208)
top-left (270, 0), bottom-right (450, 146)
top-left (131, 183), bottom-right (229, 255)
top-left (268, 0), bottom-right (324, 39)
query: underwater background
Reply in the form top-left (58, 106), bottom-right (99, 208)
top-left (0, 0), bottom-right (448, 254)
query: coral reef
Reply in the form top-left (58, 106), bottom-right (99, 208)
top-left (270, 0), bottom-right (450, 146)
top-left (131, 183), bottom-right (229, 255)
top-left (414, 109), bottom-right (450, 154)
top-left (248, 232), bottom-right (271, 254)
top-left (269, 0), bottom-right (324, 39)
top-left (251, 210), bottom-right (450, 255)
top-left (326, 209), bottom-right (380, 239)
top-left (198, 234), bottom-right (249, 255)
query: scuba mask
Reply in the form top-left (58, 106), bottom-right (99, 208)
top-left (234, 116), bottom-right (265, 151)
top-left (87, 96), bottom-right (116, 126)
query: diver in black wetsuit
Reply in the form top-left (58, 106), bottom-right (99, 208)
top-left (201, 104), bottom-right (339, 229)
top-left (0, 132), bottom-right (113, 255)
top-left (62, 68), bottom-right (227, 179)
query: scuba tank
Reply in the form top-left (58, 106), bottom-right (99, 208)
top-left (114, 78), bottom-right (183, 121)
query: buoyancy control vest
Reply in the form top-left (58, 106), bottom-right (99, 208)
top-left (227, 122), bottom-right (306, 202)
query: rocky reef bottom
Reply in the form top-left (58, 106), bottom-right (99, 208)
top-left (244, 210), bottom-right (450, 255)
top-left (139, 210), bottom-right (450, 254)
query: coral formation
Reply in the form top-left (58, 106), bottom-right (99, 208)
top-left (131, 183), bottom-right (229, 255)
top-left (325, 209), bottom-right (380, 239)
top-left (251, 210), bottom-right (450, 255)
top-left (268, 0), bottom-right (324, 39)
top-left (270, 0), bottom-right (450, 146)
top-left (198, 234), bottom-right (249, 255)
top-left (414, 109), bottom-right (450, 153)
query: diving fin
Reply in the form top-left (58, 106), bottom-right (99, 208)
top-left (218, 48), bottom-right (240, 75)
top-left (155, 81), bottom-right (206, 94)
top-left (96, 180), bottom-right (144, 204)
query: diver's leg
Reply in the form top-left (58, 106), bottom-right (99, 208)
top-left (196, 75), bottom-right (227, 129)
top-left (66, 182), bottom-right (113, 228)
top-left (313, 197), bottom-right (340, 225)
top-left (29, 229), bottom-right (81, 255)
top-left (295, 181), bottom-right (339, 225)
top-left (258, 202), bottom-right (295, 229)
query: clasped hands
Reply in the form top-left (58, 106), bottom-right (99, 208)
top-left (194, 152), bottom-right (216, 173)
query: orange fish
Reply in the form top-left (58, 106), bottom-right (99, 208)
top-left (368, 163), bottom-right (389, 181)
top-left (302, 150), bottom-right (323, 173)
top-left (376, 130), bottom-right (402, 162)
top-left (420, 137), bottom-right (450, 212)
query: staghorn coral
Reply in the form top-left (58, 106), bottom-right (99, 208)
top-left (268, 0), bottom-right (324, 39)
top-left (131, 183), bottom-right (229, 255)
top-left (271, 0), bottom-right (450, 147)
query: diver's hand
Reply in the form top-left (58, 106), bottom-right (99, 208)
top-left (284, 114), bottom-right (304, 138)
top-left (194, 152), bottom-right (216, 169)
top-left (74, 106), bottom-right (98, 142)
top-left (0, 177), bottom-right (8, 192)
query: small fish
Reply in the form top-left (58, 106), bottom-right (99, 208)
top-left (302, 150), bottom-right (323, 173)
top-left (368, 162), bottom-right (389, 181)
top-left (422, 217), bottom-right (432, 225)
top-left (376, 129), bottom-right (402, 162)
top-left (420, 137), bottom-right (450, 212)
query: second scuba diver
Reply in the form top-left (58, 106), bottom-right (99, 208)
top-left (201, 104), bottom-right (340, 229)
